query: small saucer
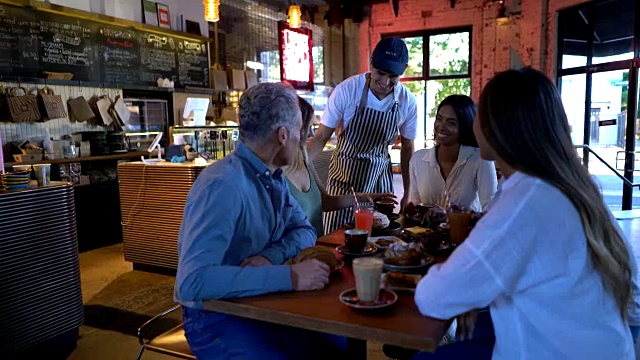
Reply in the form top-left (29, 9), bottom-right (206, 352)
top-left (339, 288), bottom-right (398, 310)
top-left (370, 236), bottom-right (401, 250)
top-left (386, 213), bottom-right (401, 221)
top-left (336, 242), bottom-right (378, 257)
top-left (345, 221), bottom-right (402, 236)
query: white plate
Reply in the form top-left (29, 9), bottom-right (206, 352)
top-left (381, 272), bottom-right (422, 292)
top-left (370, 236), bottom-right (401, 249)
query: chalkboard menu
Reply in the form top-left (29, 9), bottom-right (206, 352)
top-left (177, 39), bottom-right (209, 87)
top-left (139, 31), bottom-right (178, 84)
top-left (0, 5), bottom-right (39, 77)
top-left (0, 3), bottom-right (210, 88)
top-left (38, 12), bottom-right (100, 82)
top-left (96, 25), bottom-right (140, 85)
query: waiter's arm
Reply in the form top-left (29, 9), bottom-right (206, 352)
top-left (307, 124), bottom-right (335, 161)
top-left (400, 136), bottom-right (414, 211)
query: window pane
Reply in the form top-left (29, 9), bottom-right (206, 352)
top-left (312, 46), bottom-right (324, 84)
top-left (401, 81), bottom-right (426, 149)
top-left (428, 32), bottom-right (470, 77)
top-left (589, 70), bottom-right (630, 210)
top-left (260, 50), bottom-right (281, 83)
top-left (558, 6), bottom-right (588, 68)
top-left (559, 74), bottom-right (587, 145)
top-left (425, 78), bottom-right (471, 147)
top-left (401, 37), bottom-right (423, 78)
top-left (591, 0), bottom-right (635, 65)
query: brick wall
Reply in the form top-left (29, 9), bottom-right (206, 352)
top-left (360, 0), bottom-right (593, 96)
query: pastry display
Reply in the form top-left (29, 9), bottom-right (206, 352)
top-left (372, 211), bottom-right (390, 229)
top-left (384, 241), bottom-right (424, 266)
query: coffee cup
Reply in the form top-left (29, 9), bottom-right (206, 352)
top-left (33, 164), bottom-right (51, 186)
top-left (345, 229), bottom-right (368, 253)
top-left (353, 257), bottom-right (384, 303)
top-left (12, 165), bottom-right (32, 172)
top-left (375, 199), bottom-right (395, 215)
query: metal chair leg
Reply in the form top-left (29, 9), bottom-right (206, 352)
top-left (135, 346), bottom-right (145, 360)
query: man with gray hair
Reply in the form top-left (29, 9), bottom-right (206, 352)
top-left (175, 83), bottom-right (344, 359)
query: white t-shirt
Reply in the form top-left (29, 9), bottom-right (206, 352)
top-left (321, 73), bottom-right (418, 140)
top-left (408, 146), bottom-right (497, 212)
top-left (415, 172), bottom-right (640, 360)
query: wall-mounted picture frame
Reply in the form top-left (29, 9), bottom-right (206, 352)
top-left (185, 20), bottom-right (201, 36)
top-left (156, 3), bottom-right (171, 29)
top-left (142, 0), bottom-right (159, 26)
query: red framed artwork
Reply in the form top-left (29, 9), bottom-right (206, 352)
top-left (156, 3), bottom-right (171, 29)
top-left (278, 21), bottom-right (313, 91)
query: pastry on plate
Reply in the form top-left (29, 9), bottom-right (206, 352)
top-left (384, 241), bottom-right (424, 266)
top-left (385, 271), bottom-right (422, 289)
top-left (372, 211), bottom-right (390, 229)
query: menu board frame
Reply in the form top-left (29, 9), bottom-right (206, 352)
top-left (278, 21), bottom-right (313, 92)
top-left (0, 1), bottom-right (211, 88)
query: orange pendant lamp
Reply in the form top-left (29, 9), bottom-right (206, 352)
top-left (203, 0), bottom-right (220, 22)
top-left (288, 4), bottom-right (302, 28)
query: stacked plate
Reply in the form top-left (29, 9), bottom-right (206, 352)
top-left (0, 170), bottom-right (32, 191)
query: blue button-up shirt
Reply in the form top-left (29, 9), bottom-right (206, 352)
top-left (174, 142), bottom-right (317, 308)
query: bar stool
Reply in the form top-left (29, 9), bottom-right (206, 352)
top-left (135, 305), bottom-right (195, 360)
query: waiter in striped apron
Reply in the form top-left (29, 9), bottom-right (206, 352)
top-left (308, 38), bottom-right (418, 234)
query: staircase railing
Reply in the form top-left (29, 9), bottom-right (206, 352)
top-left (575, 145), bottom-right (639, 188)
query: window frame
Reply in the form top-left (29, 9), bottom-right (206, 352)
top-left (382, 26), bottom-right (473, 84)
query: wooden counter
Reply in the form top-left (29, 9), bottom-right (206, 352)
top-left (0, 182), bottom-right (83, 356)
top-left (118, 161), bottom-right (209, 271)
top-left (5, 151), bottom-right (148, 168)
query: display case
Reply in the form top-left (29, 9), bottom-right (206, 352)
top-left (123, 98), bottom-right (169, 151)
top-left (169, 125), bottom-right (239, 160)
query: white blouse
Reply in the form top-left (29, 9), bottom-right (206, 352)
top-left (408, 146), bottom-right (497, 212)
top-left (415, 172), bottom-right (640, 360)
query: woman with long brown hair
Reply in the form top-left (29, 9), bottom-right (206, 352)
top-left (413, 68), bottom-right (640, 359)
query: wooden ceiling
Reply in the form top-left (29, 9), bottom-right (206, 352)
top-left (255, 0), bottom-right (391, 24)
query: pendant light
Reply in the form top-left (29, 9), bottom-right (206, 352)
top-left (288, 3), bottom-right (302, 28)
top-left (203, 0), bottom-right (220, 22)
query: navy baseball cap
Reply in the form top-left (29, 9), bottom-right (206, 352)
top-left (371, 37), bottom-right (409, 76)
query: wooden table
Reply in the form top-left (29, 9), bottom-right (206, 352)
top-left (202, 229), bottom-right (449, 358)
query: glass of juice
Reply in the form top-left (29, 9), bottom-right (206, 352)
top-left (354, 201), bottom-right (374, 237)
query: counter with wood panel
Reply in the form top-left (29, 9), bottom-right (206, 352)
top-left (117, 161), bottom-right (209, 272)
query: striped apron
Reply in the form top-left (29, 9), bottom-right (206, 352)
top-left (323, 73), bottom-right (400, 234)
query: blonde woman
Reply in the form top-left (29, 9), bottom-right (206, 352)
top-left (283, 97), bottom-right (394, 236)
top-left (413, 68), bottom-right (640, 359)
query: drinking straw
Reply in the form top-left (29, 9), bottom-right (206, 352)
top-left (351, 186), bottom-right (359, 209)
top-left (0, 128), bottom-right (4, 175)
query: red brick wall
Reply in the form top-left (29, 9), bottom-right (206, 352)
top-left (360, 0), bottom-right (592, 93)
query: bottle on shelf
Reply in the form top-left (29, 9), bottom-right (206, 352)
top-left (43, 129), bottom-right (54, 160)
